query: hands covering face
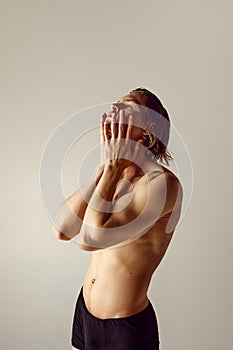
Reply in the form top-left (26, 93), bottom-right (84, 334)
top-left (100, 109), bottom-right (146, 172)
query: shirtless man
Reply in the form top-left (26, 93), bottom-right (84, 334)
top-left (52, 88), bottom-right (183, 349)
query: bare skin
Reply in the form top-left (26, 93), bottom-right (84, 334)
top-left (70, 163), bottom-right (182, 350)
top-left (52, 95), bottom-right (183, 350)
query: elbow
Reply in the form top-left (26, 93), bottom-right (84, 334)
top-left (77, 243), bottom-right (101, 251)
top-left (76, 226), bottom-right (103, 251)
top-left (52, 225), bottom-right (71, 241)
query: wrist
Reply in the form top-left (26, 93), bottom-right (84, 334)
top-left (104, 161), bottom-right (125, 175)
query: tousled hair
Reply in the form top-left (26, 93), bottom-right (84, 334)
top-left (129, 87), bottom-right (173, 166)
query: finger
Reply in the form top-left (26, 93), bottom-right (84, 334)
top-left (111, 112), bottom-right (118, 139)
top-left (118, 109), bottom-right (127, 139)
top-left (130, 139), bottom-right (141, 164)
top-left (134, 139), bottom-right (143, 153)
top-left (104, 118), bottom-right (111, 141)
top-left (126, 115), bottom-right (133, 139)
top-left (135, 139), bottom-right (146, 160)
top-left (101, 113), bottom-right (107, 142)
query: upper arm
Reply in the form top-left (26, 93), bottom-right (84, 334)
top-left (52, 165), bottom-right (105, 241)
top-left (162, 173), bottom-right (183, 217)
top-left (163, 174), bottom-right (183, 234)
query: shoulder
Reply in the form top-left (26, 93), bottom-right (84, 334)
top-left (132, 162), bottom-right (183, 205)
top-left (145, 164), bottom-right (183, 216)
top-left (149, 164), bottom-right (182, 190)
top-left (161, 168), bottom-right (183, 217)
top-left (164, 168), bottom-right (183, 199)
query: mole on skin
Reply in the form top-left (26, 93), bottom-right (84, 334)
top-left (91, 278), bottom-right (96, 284)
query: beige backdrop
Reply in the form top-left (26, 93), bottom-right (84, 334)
top-left (1, 0), bottom-right (232, 349)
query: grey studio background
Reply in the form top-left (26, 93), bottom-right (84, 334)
top-left (1, 1), bottom-right (232, 349)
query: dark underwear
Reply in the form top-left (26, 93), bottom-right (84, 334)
top-left (71, 287), bottom-right (160, 350)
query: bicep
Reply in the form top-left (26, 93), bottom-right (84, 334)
top-left (164, 177), bottom-right (183, 234)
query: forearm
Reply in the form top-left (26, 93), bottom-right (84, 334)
top-left (53, 164), bottom-right (104, 238)
top-left (83, 162), bottom-right (122, 227)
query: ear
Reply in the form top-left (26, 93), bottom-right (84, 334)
top-left (142, 131), bottom-right (157, 149)
top-left (150, 136), bottom-right (157, 148)
top-left (137, 131), bottom-right (147, 144)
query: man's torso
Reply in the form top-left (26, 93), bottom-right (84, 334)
top-left (82, 162), bottom-right (177, 319)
